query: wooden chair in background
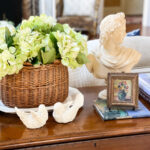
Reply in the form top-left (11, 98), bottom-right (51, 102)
top-left (22, 0), bottom-right (39, 19)
top-left (56, 0), bottom-right (101, 38)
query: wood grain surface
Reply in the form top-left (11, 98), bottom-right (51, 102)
top-left (20, 134), bottom-right (150, 150)
top-left (0, 86), bottom-right (150, 149)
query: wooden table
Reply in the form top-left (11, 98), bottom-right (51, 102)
top-left (1, 86), bottom-right (150, 150)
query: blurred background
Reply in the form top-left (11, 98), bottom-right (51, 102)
top-left (0, 0), bottom-right (149, 39)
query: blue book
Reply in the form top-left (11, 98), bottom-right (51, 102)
top-left (139, 73), bottom-right (150, 103)
top-left (94, 99), bottom-right (150, 120)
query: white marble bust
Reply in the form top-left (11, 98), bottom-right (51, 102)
top-left (86, 12), bottom-right (141, 99)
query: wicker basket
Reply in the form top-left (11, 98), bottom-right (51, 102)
top-left (0, 62), bottom-right (69, 108)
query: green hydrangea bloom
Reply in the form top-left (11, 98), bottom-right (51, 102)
top-left (53, 24), bottom-right (88, 69)
top-left (0, 15), bottom-right (88, 80)
top-left (0, 27), bottom-right (26, 79)
top-left (20, 14), bottom-right (56, 33)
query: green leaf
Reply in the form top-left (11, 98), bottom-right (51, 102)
top-left (56, 53), bottom-right (61, 59)
top-left (50, 33), bottom-right (58, 50)
top-left (50, 33), bottom-right (60, 58)
top-left (31, 57), bottom-right (40, 65)
top-left (37, 50), bottom-right (42, 63)
top-left (41, 47), bottom-right (46, 52)
top-left (0, 49), bottom-right (3, 53)
top-left (5, 27), bottom-right (13, 48)
top-left (41, 48), bottom-right (56, 64)
top-left (76, 53), bottom-right (89, 64)
top-left (51, 23), bottom-right (64, 32)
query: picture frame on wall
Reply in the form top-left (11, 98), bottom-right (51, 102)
top-left (107, 73), bottom-right (139, 110)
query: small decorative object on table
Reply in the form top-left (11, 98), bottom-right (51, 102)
top-left (86, 12), bottom-right (141, 100)
top-left (0, 15), bottom-right (88, 108)
top-left (107, 73), bottom-right (139, 110)
top-left (94, 99), bottom-right (150, 121)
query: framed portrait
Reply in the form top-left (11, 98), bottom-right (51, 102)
top-left (107, 73), bottom-right (138, 109)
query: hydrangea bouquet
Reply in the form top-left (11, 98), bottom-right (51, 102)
top-left (0, 15), bottom-right (88, 80)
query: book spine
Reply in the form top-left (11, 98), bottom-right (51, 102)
top-left (139, 88), bottom-right (150, 103)
top-left (93, 105), bottom-right (106, 121)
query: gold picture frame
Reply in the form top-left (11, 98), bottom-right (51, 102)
top-left (107, 73), bottom-right (139, 110)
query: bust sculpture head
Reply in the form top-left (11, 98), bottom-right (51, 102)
top-left (100, 12), bottom-right (126, 50)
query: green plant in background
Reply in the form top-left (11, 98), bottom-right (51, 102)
top-left (0, 14), bottom-right (88, 80)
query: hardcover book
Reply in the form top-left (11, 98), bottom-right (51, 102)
top-left (94, 99), bottom-right (150, 120)
top-left (139, 73), bottom-right (150, 103)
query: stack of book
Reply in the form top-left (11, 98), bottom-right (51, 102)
top-left (94, 99), bottom-right (150, 120)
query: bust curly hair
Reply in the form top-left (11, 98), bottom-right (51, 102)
top-left (100, 12), bottom-right (126, 48)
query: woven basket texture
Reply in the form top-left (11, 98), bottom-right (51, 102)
top-left (0, 63), bottom-right (69, 108)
